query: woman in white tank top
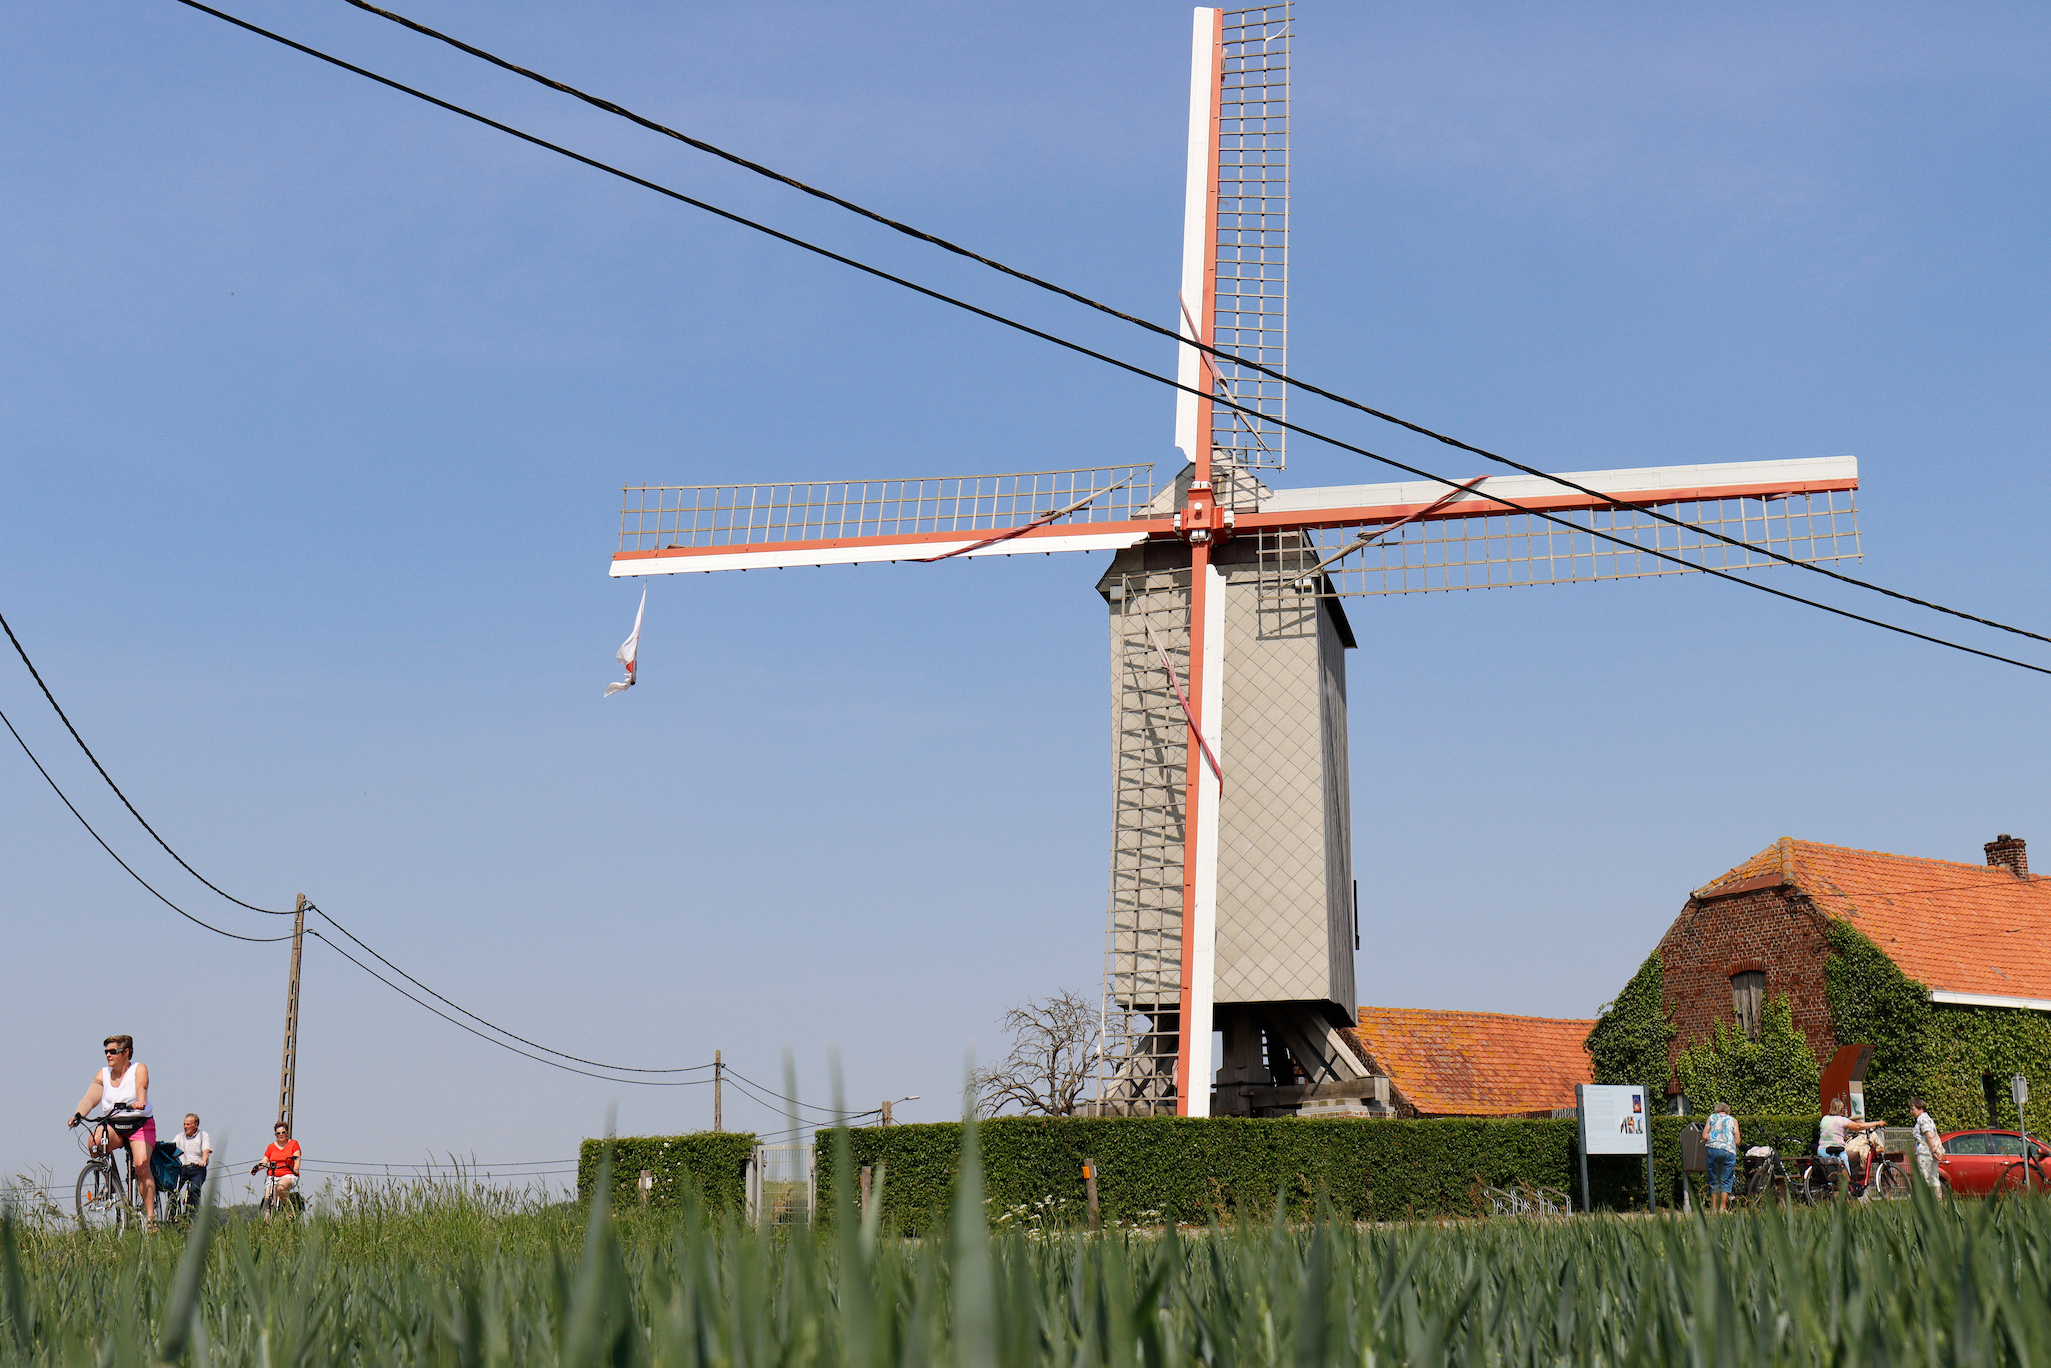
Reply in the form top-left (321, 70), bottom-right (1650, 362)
top-left (68, 1034), bottom-right (158, 1226)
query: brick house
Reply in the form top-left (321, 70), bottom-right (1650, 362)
top-left (1642, 834), bottom-right (2051, 1110)
top-left (1346, 1006), bottom-right (1594, 1118)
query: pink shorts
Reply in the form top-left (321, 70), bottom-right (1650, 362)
top-left (110, 1117), bottom-right (157, 1150)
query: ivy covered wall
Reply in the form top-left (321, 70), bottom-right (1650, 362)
top-left (1590, 918), bottom-right (2051, 1128)
top-left (1671, 994), bottom-right (1820, 1113)
top-left (1584, 953), bottom-right (1675, 1088)
top-left (1824, 920), bottom-right (2051, 1131)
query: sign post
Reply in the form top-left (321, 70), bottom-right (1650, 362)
top-left (1577, 1083), bottom-right (1656, 1213)
top-left (2015, 1074), bottom-right (2033, 1192)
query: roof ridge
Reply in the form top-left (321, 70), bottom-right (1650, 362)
top-left (1355, 1006), bottom-right (1595, 1027)
top-left (1782, 837), bottom-right (2019, 874)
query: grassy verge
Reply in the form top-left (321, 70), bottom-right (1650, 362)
top-left (6, 1151), bottom-right (2051, 1364)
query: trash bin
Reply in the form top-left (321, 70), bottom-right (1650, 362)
top-left (1679, 1122), bottom-right (1707, 1174)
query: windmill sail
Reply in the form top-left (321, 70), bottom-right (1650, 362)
top-left (1210, 4), bottom-right (1291, 473)
top-left (1253, 459), bottom-right (1861, 597)
top-left (613, 465), bottom-right (1157, 574)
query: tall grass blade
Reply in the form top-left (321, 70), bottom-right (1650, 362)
top-left (0, 1207), bottom-right (29, 1354)
top-left (155, 1141), bottom-right (226, 1364)
top-left (952, 1059), bottom-right (996, 1368)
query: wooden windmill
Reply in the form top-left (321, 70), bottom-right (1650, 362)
top-left (605, 4), bottom-right (1860, 1117)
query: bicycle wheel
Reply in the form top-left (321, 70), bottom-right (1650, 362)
top-left (1868, 1162), bottom-right (1911, 1200)
top-left (75, 1161), bottom-right (131, 1232)
top-left (1994, 1161), bottom-right (2030, 1196)
top-left (1804, 1161), bottom-right (1843, 1204)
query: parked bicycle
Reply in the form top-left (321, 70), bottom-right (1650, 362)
top-left (71, 1106), bottom-right (149, 1231)
top-left (1803, 1144), bottom-right (1911, 1203)
top-left (1740, 1150), bottom-right (1813, 1209)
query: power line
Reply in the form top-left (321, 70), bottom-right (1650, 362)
top-left (154, 1), bottom-right (2051, 679)
top-left (0, 608), bottom-right (294, 915)
top-left (0, 704), bottom-right (294, 944)
top-left (334, 0), bottom-right (2051, 652)
top-left (307, 901), bottom-right (717, 1075)
top-left (1, 609), bottom-right (726, 1079)
top-left (719, 1068), bottom-right (847, 1117)
top-left (302, 928), bottom-right (718, 1086)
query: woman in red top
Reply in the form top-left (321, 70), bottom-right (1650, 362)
top-left (253, 1121), bottom-right (301, 1220)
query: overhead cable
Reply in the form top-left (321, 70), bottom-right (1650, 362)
top-left (333, 0), bottom-right (2051, 651)
top-left (152, 2), bottom-right (2051, 679)
top-left (0, 705), bottom-right (294, 944)
top-left (720, 1067), bottom-right (850, 1116)
top-left (304, 928), bottom-right (717, 1085)
top-left (0, 609), bottom-right (294, 914)
top-left (308, 900), bottom-right (717, 1075)
top-left (1, 605), bottom-right (739, 1077)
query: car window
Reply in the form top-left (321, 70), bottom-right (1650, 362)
top-left (1945, 1134), bottom-right (1987, 1155)
top-left (1988, 1134), bottom-right (2029, 1157)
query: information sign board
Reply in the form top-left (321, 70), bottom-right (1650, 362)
top-left (1578, 1084), bottom-right (1650, 1156)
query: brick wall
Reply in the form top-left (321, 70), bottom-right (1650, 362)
top-left (1654, 886), bottom-right (1839, 1078)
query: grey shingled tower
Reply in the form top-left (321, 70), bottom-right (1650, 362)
top-left (1095, 518), bottom-right (1379, 1117)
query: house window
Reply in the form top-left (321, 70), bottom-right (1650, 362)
top-left (1731, 971), bottom-right (1766, 1039)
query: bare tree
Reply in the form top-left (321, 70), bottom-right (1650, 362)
top-left (974, 990), bottom-right (1100, 1117)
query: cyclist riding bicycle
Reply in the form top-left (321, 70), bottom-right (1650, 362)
top-left (250, 1121), bottom-right (302, 1220)
top-left (66, 1034), bottom-right (157, 1229)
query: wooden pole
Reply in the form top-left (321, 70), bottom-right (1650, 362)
top-left (277, 893), bottom-right (307, 1131)
top-left (714, 1049), bottom-right (723, 1131)
top-left (1084, 1158), bottom-right (1101, 1229)
top-left (880, 1099), bottom-right (894, 1127)
top-left (859, 1165), bottom-right (873, 1217)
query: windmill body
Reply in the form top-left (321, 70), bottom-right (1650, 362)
top-left (606, 5), bottom-right (1862, 1118)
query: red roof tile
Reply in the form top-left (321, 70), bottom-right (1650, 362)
top-left (1347, 1007), bottom-right (1595, 1116)
top-left (1695, 837), bottom-right (2051, 1002)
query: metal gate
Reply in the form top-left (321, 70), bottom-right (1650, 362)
top-left (746, 1144), bottom-right (815, 1226)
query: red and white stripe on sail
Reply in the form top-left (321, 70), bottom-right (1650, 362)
top-left (607, 458), bottom-right (1857, 578)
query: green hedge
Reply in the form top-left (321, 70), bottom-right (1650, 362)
top-left (577, 1131), bottom-right (756, 1213)
top-left (817, 1114), bottom-right (1824, 1229)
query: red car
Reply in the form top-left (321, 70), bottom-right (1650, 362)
top-left (1939, 1130), bottom-right (2051, 1195)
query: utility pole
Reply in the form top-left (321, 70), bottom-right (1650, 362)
top-left (879, 1098), bottom-right (892, 1126)
top-left (276, 893), bottom-right (307, 1131)
top-left (714, 1050), bottom-right (723, 1131)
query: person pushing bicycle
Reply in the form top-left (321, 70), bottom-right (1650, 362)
top-left (1817, 1102), bottom-right (1883, 1181)
top-left (67, 1034), bottom-right (157, 1229)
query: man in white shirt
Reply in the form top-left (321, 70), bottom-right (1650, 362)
top-left (171, 1113), bottom-right (211, 1205)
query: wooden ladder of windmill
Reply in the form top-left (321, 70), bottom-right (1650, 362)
top-left (602, 4), bottom-right (1861, 1118)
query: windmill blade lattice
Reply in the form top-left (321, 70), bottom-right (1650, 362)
top-left (1260, 488), bottom-right (1861, 597)
top-left (1210, 4), bottom-right (1291, 472)
top-left (619, 466), bottom-right (1157, 552)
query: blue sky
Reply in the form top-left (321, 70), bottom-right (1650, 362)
top-left (4, 0), bottom-right (2048, 1193)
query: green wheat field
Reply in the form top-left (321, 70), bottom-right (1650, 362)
top-left (5, 1138), bottom-right (2050, 1366)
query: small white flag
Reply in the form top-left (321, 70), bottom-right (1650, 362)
top-left (605, 588), bottom-right (645, 697)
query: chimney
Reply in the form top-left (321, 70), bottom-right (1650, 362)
top-left (1985, 834), bottom-right (2028, 878)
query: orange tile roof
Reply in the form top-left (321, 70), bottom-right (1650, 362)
top-left (1695, 837), bottom-right (2051, 1002)
top-left (1347, 1007), bottom-right (1595, 1116)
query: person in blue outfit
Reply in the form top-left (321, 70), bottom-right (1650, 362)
top-left (1703, 1102), bottom-right (1741, 1212)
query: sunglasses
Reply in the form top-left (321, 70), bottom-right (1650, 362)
top-left (104, 1048), bottom-right (126, 1055)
